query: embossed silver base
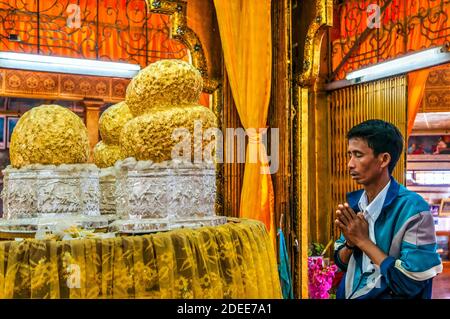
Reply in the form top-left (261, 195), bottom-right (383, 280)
top-left (108, 216), bottom-right (228, 234)
top-left (169, 216), bottom-right (228, 230)
top-left (108, 219), bottom-right (170, 234)
top-left (2, 164), bottom-right (101, 219)
top-left (74, 215), bottom-right (110, 230)
top-left (0, 215), bottom-right (109, 234)
top-left (0, 218), bottom-right (39, 233)
top-left (101, 214), bottom-right (119, 223)
top-left (114, 158), bottom-right (217, 220)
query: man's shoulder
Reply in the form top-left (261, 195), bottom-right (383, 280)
top-left (397, 185), bottom-right (428, 206)
top-left (391, 184), bottom-right (430, 215)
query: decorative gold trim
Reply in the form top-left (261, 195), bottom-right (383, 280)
top-left (296, 0), bottom-right (332, 86)
top-left (0, 68), bottom-right (128, 103)
top-left (298, 87), bottom-right (310, 298)
top-left (294, 0), bottom-right (333, 298)
top-left (147, 0), bottom-right (219, 93)
top-left (212, 87), bottom-right (224, 216)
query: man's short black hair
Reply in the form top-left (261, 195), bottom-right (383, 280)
top-left (347, 119), bottom-right (404, 174)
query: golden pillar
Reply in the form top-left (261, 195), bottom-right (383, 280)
top-left (83, 99), bottom-right (104, 159)
top-left (292, 0), bottom-right (333, 298)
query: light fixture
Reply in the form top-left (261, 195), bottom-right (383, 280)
top-left (345, 46), bottom-right (450, 83)
top-left (8, 34), bottom-right (20, 42)
top-left (0, 52), bottom-right (141, 78)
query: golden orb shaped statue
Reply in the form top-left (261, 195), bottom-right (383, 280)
top-left (99, 101), bottom-right (133, 145)
top-left (10, 104), bottom-right (90, 168)
top-left (125, 59), bottom-right (203, 116)
top-left (93, 141), bottom-right (125, 168)
top-left (120, 105), bottom-right (217, 162)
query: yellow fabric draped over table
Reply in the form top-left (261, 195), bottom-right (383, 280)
top-left (0, 219), bottom-right (281, 299)
top-left (213, 0), bottom-right (275, 245)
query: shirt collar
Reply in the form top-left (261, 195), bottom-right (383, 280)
top-left (358, 180), bottom-right (391, 220)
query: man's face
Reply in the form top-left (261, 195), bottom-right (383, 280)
top-left (347, 137), bottom-right (385, 185)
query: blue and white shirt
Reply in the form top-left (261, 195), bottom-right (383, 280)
top-left (334, 177), bottom-right (443, 299)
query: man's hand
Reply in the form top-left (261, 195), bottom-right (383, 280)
top-left (334, 203), bottom-right (388, 267)
top-left (335, 203), bottom-right (370, 248)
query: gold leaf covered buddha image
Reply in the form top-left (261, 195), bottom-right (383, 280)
top-left (0, 59), bottom-right (225, 237)
top-left (10, 104), bottom-right (90, 168)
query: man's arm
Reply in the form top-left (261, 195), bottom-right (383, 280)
top-left (334, 205), bottom-right (359, 269)
top-left (379, 212), bottom-right (442, 297)
top-left (357, 237), bottom-right (387, 266)
top-left (336, 204), bottom-right (388, 265)
top-left (333, 233), bottom-right (362, 271)
top-left (358, 234), bottom-right (433, 297)
top-left (338, 246), bottom-right (354, 265)
top-left (338, 204), bottom-right (442, 297)
top-left (333, 234), bottom-right (353, 271)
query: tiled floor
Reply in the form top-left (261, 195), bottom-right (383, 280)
top-left (432, 262), bottom-right (450, 299)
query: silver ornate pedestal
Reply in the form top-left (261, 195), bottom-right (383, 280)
top-left (99, 167), bottom-right (118, 221)
top-left (167, 160), bottom-right (226, 230)
top-left (2, 169), bottom-right (37, 219)
top-left (80, 167), bottom-right (101, 217)
top-left (111, 158), bottom-right (170, 233)
top-left (0, 164), bottom-right (108, 233)
top-left (109, 158), bottom-right (226, 234)
top-left (36, 168), bottom-right (82, 216)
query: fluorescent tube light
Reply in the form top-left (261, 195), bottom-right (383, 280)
top-left (345, 46), bottom-right (450, 83)
top-left (0, 52), bottom-right (141, 78)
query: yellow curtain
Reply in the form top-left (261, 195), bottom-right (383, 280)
top-left (0, 219), bottom-right (281, 299)
top-left (407, 69), bottom-right (430, 136)
top-left (213, 0), bottom-right (275, 246)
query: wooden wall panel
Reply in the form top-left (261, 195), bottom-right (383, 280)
top-left (329, 76), bottom-right (407, 239)
top-left (270, 0), bottom-right (291, 248)
top-left (222, 67), bottom-right (245, 217)
top-left (420, 65), bottom-right (450, 113)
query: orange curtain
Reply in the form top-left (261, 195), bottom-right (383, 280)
top-left (199, 93), bottom-right (210, 108)
top-left (0, 0), bottom-right (189, 67)
top-left (407, 69), bottom-right (430, 136)
top-left (213, 0), bottom-right (276, 245)
top-left (332, 0), bottom-right (450, 133)
top-left (0, 0), bottom-right (38, 53)
top-left (332, 0), bottom-right (450, 80)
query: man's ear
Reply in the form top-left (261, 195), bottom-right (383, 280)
top-left (379, 152), bottom-right (391, 169)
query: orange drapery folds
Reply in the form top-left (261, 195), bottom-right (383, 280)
top-left (213, 0), bottom-right (276, 245)
top-left (407, 69), bottom-right (430, 136)
top-left (0, 0), bottom-right (188, 67)
top-left (332, 0), bottom-right (450, 135)
top-left (333, 0), bottom-right (450, 79)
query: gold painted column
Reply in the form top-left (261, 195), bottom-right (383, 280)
top-left (83, 99), bottom-right (104, 159)
top-left (292, 0), bottom-right (333, 298)
top-left (298, 87), bottom-right (310, 298)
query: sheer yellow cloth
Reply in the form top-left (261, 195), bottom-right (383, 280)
top-left (0, 219), bottom-right (281, 299)
top-left (213, 0), bottom-right (275, 245)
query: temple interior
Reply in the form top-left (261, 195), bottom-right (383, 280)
top-left (0, 0), bottom-right (448, 301)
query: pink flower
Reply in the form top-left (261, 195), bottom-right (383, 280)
top-left (308, 256), bottom-right (338, 299)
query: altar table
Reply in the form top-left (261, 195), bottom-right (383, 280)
top-left (0, 218), bottom-right (281, 299)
